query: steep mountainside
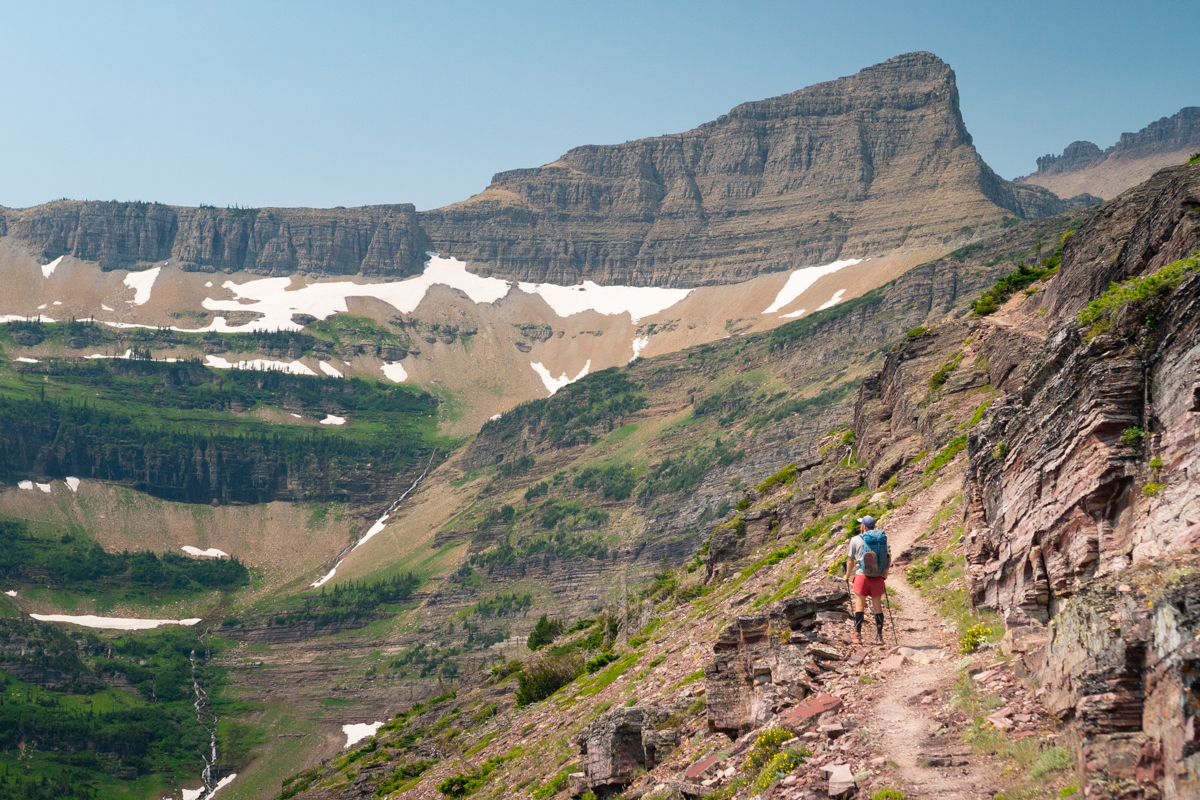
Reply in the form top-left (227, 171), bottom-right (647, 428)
top-left (1016, 107), bottom-right (1200, 200)
top-left (420, 52), bottom-right (1087, 287)
top-left (0, 201), bottom-right (430, 276)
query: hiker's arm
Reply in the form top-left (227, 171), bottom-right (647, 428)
top-left (844, 550), bottom-right (854, 584)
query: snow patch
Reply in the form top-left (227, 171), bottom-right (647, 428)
top-left (517, 280), bottom-right (689, 323)
top-left (30, 614), bottom-right (203, 630)
top-left (629, 336), bottom-right (650, 362)
top-left (489, 414), bottom-right (502, 421)
top-left (52, 301), bottom-right (62, 306)
top-left (194, 255), bottom-right (510, 333)
top-left (0, 315), bottom-right (55, 323)
top-left (781, 308), bottom-right (807, 319)
top-left (66, 477), bottom-right (80, 492)
top-left (182, 546), bottom-right (229, 559)
top-left (816, 289), bottom-right (847, 311)
top-left (311, 567), bottom-right (337, 588)
top-left (16, 357), bottom-right (39, 363)
top-left (36, 483), bottom-right (51, 493)
top-left (763, 258), bottom-right (862, 314)
top-left (101, 304), bottom-right (113, 311)
top-left (4, 590), bottom-right (16, 597)
top-left (182, 773), bottom-right (237, 800)
top-left (318, 361), bottom-right (343, 378)
top-left (380, 362), bottom-right (407, 382)
top-left (320, 415), bottom-right (346, 426)
top-left (87, 349), bottom-right (134, 360)
top-left (40, 256), bottom-right (64, 278)
top-left (17, 481), bottom-right (33, 490)
top-left (123, 267), bottom-right (161, 305)
top-left (205, 355), bottom-right (316, 376)
top-left (531, 360), bottom-right (591, 395)
top-left (343, 722), bottom-right (384, 748)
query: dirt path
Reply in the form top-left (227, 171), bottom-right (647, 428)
top-left (862, 475), bottom-right (1001, 799)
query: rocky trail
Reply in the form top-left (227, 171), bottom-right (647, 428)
top-left (862, 477), bottom-right (1000, 799)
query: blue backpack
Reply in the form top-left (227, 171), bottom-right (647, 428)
top-left (859, 531), bottom-right (889, 577)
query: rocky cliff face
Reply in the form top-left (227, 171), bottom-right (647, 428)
top-left (1017, 107), bottom-right (1200, 200)
top-left (0, 201), bottom-right (430, 276)
top-left (421, 52), bottom-right (1087, 288)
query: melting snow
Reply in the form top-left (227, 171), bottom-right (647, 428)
top-left (52, 301), bottom-right (62, 306)
top-left (4, 590), bottom-right (16, 597)
top-left (101, 304), bottom-right (114, 311)
top-left (517, 280), bottom-right (689, 323)
top-left (37, 305), bottom-right (46, 310)
top-left (781, 308), bottom-right (807, 319)
top-left (17, 481), bottom-right (33, 490)
top-left (16, 357), bottom-right (39, 363)
top-left (205, 355), bottom-right (317, 376)
top-left (489, 413), bottom-right (502, 421)
top-left (66, 477), bottom-right (80, 492)
top-left (531, 360), bottom-right (591, 395)
top-left (630, 336), bottom-right (650, 362)
top-left (194, 255), bottom-right (510, 333)
top-left (0, 315), bottom-right (55, 323)
top-left (40, 256), bottom-right (64, 278)
top-left (36, 483), bottom-right (51, 493)
top-left (320, 415), bottom-right (346, 426)
top-left (343, 722), bottom-right (384, 748)
top-left (182, 773), bottom-right (237, 800)
top-left (380, 362), bottom-right (407, 382)
top-left (318, 361), bottom-right (343, 378)
top-left (763, 258), bottom-right (862, 314)
top-left (30, 614), bottom-right (203, 630)
top-left (816, 289), bottom-right (847, 310)
top-left (123, 266), bottom-right (161, 305)
top-left (87, 349), bottom-right (134, 360)
top-left (182, 546), bottom-right (229, 558)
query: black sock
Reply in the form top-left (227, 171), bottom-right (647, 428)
top-left (854, 612), bottom-right (864, 634)
top-left (874, 613), bottom-right (885, 636)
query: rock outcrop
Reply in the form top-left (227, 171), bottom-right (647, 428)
top-left (704, 587), bottom-right (847, 737)
top-left (0, 201), bottom-right (430, 277)
top-left (574, 706), bottom-right (678, 792)
top-left (421, 52), bottom-right (1085, 288)
top-left (1017, 107), bottom-right (1200, 200)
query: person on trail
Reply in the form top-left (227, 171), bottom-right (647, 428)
top-left (844, 515), bottom-right (890, 645)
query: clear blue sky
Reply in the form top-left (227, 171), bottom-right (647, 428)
top-left (1, 0), bottom-right (1195, 211)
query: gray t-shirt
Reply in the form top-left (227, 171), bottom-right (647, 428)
top-left (846, 533), bottom-right (890, 576)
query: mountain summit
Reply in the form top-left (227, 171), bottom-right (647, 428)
top-left (420, 52), bottom-right (1089, 287)
top-left (0, 53), bottom-right (1088, 290)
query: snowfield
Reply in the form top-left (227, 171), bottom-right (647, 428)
top-left (123, 266), bottom-right (162, 305)
top-left (763, 258), bottom-right (862, 314)
top-left (516, 279), bottom-right (690, 323)
top-left (30, 614), bottom-right (203, 630)
top-left (816, 288), bottom-right (848, 310)
top-left (531, 360), bottom-right (591, 395)
top-left (318, 361), bottom-right (343, 378)
top-left (343, 722), bottom-right (384, 748)
top-left (205, 355), bottom-right (317, 376)
top-left (40, 256), bottom-right (64, 278)
top-left (320, 414), bottom-right (346, 426)
top-left (380, 362), bottom-right (408, 382)
top-left (182, 546), bottom-right (230, 558)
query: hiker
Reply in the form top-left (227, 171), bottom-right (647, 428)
top-left (844, 515), bottom-right (890, 645)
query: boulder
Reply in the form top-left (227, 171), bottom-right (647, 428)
top-left (574, 706), bottom-right (675, 792)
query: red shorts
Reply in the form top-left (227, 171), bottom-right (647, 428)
top-left (852, 575), bottom-right (886, 598)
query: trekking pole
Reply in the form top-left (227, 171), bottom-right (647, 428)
top-left (883, 587), bottom-right (900, 647)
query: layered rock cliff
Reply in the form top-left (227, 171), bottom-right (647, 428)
top-left (422, 52), bottom-right (1086, 287)
top-left (1017, 106), bottom-right (1200, 200)
top-left (0, 201), bottom-right (430, 276)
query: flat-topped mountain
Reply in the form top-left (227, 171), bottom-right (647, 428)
top-left (420, 51), bottom-right (1089, 287)
top-left (0, 52), bottom-right (1087, 289)
top-left (1017, 106), bottom-right (1200, 199)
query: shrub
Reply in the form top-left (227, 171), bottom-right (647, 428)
top-left (1120, 427), bottom-right (1144, 446)
top-left (756, 463), bottom-right (797, 493)
top-left (1190, 153), bottom-right (1200, 165)
top-left (524, 481), bottom-right (549, 501)
top-left (1078, 255), bottom-right (1200, 333)
top-left (516, 654), bottom-right (584, 707)
top-left (906, 554), bottom-right (945, 586)
top-left (906, 326), bottom-right (929, 341)
top-left (531, 771), bottom-right (570, 799)
top-left (1142, 483), bottom-right (1166, 496)
top-left (993, 441), bottom-right (1008, 460)
top-left (972, 261), bottom-right (1057, 316)
top-left (746, 726), bottom-right (796, 772)
top-left (926, 435), bottom-right (967, 474)
top-left (686, 697), bottom-right (706, 715)
top-left (872, 791), bottom-right (906, 800)
top-left (751, 745), bottom-right (808, 794)
top-left (527, 615), bottom-right (565, 651)
top-left (928, 352), bottom-right (963, 392)
top-left (1030, 746), bottom-right (1074, 781)
top-left (584, 651), bottom-right (619, 673)
top-left (959, 623), bottom-right (993, 653)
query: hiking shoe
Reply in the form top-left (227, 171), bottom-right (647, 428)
top-left (875, 630), bottom-right (886, 645)
top-left (849, 631), bottom-right (862, 645)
